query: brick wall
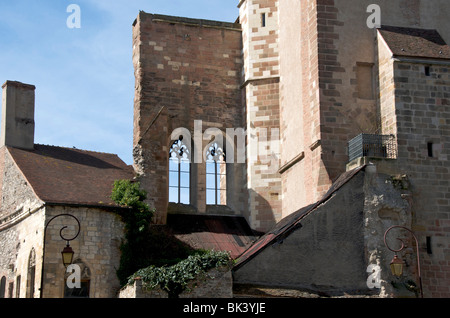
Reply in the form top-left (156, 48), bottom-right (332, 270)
top-left (245, 78), bottom-right (282, 229)
top-left (390, 61), bottom-right (450, 297)
top-left (132, 12), bottom-right (245, 224)
top-left (240, 0), bottom-right (279, 82)
top-left (316, 0), bottom-right (348, 187)
top-left (277, 0), bottom-right (335, 214)
top-left (240, 0), bottom-right (282, 231)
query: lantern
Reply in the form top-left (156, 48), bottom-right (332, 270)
top-left (390, 254), bottom-right (404, 277)
top-left (61, 243), bottom-right (75, 267)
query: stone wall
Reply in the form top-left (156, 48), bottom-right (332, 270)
top-left (0, 148), bottom-right (41, 219)
top-left (233, 170), bottom-right (372, 295)
top-left (376, 32), bottom-right (396, 136)
top-left (132, 12), bottom-right (245, 225)
top-left (0, 179), bottom-right (125, 298)
top-left (0, 207), bottom-right (45, 298)
top-left (245, 78), bottom-right (281, 230)
top-left (119, 267), bottom-right (232, 298)
top-left (41, 206), bottom-right (124, 298)
top-left (233, 167), bottom-right (416, 297)
top-left (240, 0), bottom-right (279, 82)
top-left (274, 0), bottom-right (450, 220)
top-left (0, 81), bottom-right (35, 150)
top-left (388, 60), bottom-right (450, 297)
top-left (0, 148), bottom-right (45, 298)
top-left (239, 0), bottom-right (282, 231)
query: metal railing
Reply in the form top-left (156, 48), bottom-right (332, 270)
top-left (348, 134), bottom-right (397, 162)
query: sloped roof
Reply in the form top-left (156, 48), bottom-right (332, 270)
top-left (378, 25), bottom-right (450, 60)
top-left (167, 213), bottom-right (259, 259)
top-left (233, 165), bottom-right (366, 269)
top-left (7, 144), bottom-right (135, 208)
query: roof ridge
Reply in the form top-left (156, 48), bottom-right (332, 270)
top-left (7, 143), bottom-right (135, 207)
top-left (34, 143), bottom-right (120, 157)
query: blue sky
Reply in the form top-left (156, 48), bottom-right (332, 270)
top-left (0, 1), bottom-right (239, 165)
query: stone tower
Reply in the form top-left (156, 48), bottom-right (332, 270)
top-left (132, 12), bottom-right (246, 225)
top-left (239, 0), bottom-right (282, 230)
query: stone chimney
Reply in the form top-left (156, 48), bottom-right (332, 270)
top-left (1, 81), bottom-right (36, 150)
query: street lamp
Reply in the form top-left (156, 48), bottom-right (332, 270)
top-left (40, 214), bottom-right (81, 298)
top-left (384, 225), bottom-right (423, 298)
top-left (61, 243), bottom-right (75, 267)
top-left (389, 254), bottom-right (404, 277)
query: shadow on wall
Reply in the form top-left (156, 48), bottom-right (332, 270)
top-left (247, 189), bottom-right (277, 233)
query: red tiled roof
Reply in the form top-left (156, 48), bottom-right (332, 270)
top-left (378, 25), bottom-right (450, 60)
top-left (7, 144), bottom-right (135, 207)
top-left (167, 213), bottom-right (259, 259)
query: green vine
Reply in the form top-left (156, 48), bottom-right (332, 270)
top-left (111, 180), bottom-right (155, 285)
top-left (128, 250), bottom-right (231, 298)
top-left (111, 180), bottom-right (216, 288)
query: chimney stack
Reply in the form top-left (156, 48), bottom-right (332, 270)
top-left (1, 81), bottom-right (36, 150)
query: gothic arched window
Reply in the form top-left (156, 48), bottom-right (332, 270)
top-left (0, 276), bottom-right (6, 298)
top-left (64, 258), bottom-right (91, 298)
top-left (26, 248), bottom-right (36, 298)
top-left (206, 142), bottom-right (226, 205)
top-left (169, 137), bottom-right (190, 204)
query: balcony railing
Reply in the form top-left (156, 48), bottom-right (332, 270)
top-left (348, 134), bottom-right (397, 162)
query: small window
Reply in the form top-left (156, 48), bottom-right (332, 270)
top-left (8, 282), bottom-right (14, 298)
top-left (169, 137), bottom-right (190, 204)
top-left (206, 142), bottom-right (226, 205)
top-left (15, 275), bottom-right (21, 298)
top-left (425, 66), bottom-right (431, 76)
top-left (26, 248), bottom-right (36, 298)
top-left (0, 276), bottom-right (6, 298)
top-left (426, 236), bottom-right (432, 254)
top-left (356, 63), bottom-right (374, 99)
top-left (261, 13), bottom-right (266, 27)
top-left (427, 142), bottom-right (433, 157)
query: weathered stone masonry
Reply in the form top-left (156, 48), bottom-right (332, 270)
top-left (132, 13), bottom-right (246, 225)
top-left (379, 58), bottom-right (450, 297)
top-left (239, 0), bottom-right (282, 230)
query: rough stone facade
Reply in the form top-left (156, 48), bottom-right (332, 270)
top-left (0, 205), bottom-right (124, 298)
top-left (0, 78), bottom-right (133, 299)
top-left (275, 0), bottom-right (450, 297)
top-left (41, 206), bottom-right (124, 298)
top-left (0, 148), bottom-right (45, 298)
top-left (0, 147), bottom-right (125, 298)
top-left (374, 54), bottom-right (450, 297)
top-left (132, 12), bottom-right (245, 225)
top-left (239, 0), bottom-right (282, 230)
top-left (119, 267), bottom-right (232, 298)
top-left (233, 166), bottom-right (418, 297)
top-left (130, 0), bottom-right (450, 297)
top-left (0, 206), bottom-right (44, 298)
top-left (3, 0), bottom-right (450, 299)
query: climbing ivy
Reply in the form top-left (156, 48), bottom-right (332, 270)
top-left (111, 179), bottom-right (200, 286)
top-left (111, 180), bottom-right (155, 285)
top-left (128, 250), bottom-right (231, 298)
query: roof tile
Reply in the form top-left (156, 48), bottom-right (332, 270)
top-left (378, 25), bottom-right (450, 60)
top-left (7, 144), bottom-right (135, 207)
